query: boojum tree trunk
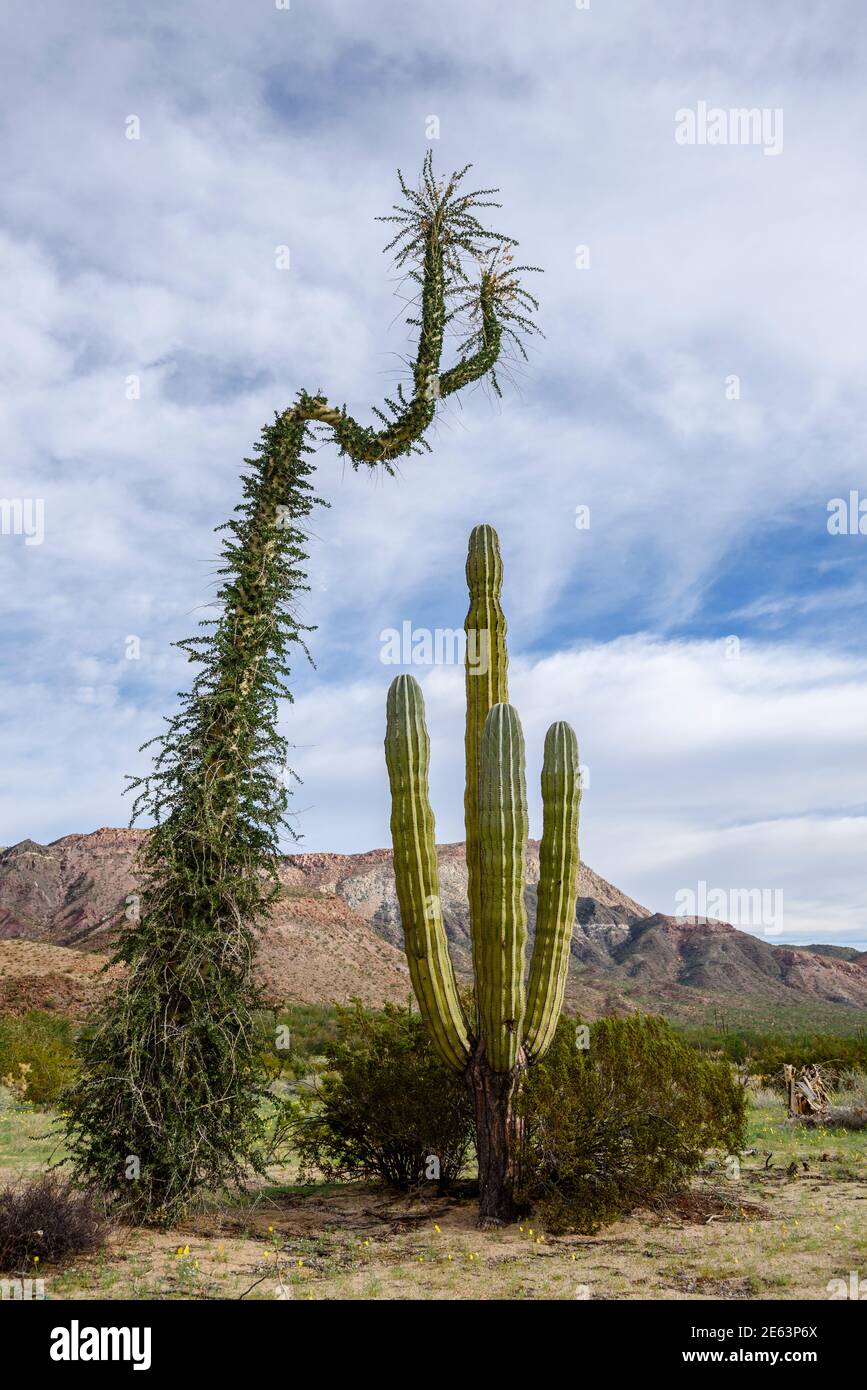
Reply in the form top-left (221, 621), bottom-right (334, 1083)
top-left (384, 525), bottom-right (581, 1226)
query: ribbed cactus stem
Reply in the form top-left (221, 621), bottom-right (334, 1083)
top-left (464, 525), bottom-right (509, 995)
top-left (383, 525), bottom-right (581, 1226)
top-left (384, 675), bottom-right (472, 1072)
top-left (524, 721), bottom-right (582, 1062)
top-left (477, 703), bottom-right (529, 1073)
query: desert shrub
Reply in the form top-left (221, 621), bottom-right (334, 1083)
top-left (751, 1086), bottom-right (782, 1110)
top-left (255, 1010), bottom-right (299, 1085)
top-left (683, 1026), bottom-right (867, 1082)
top-left (258, 1003), bottom-right (343, 1084)
top-left (0, 1012), bottom-right (78, 1106)
top-left (0, 1174), bottom-right (107, 1272)
top-left (293, 1001), bottom-right (473, 1189)
top-left (275, 1003), bottom-right (342, 1058)
top-left (835, 1069), bottom-right (867, 1108)
top-left (517, 1014), bottom-right (748, 1233)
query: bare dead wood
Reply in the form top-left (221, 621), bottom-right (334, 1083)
top-left (785, 1063), bottom-right (831, 1119)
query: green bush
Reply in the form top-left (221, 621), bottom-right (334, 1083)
top-left (0, 1012), bottom-right (78, 1106)
top-left (517, 1014), bottom-right (747, 1233)
top-left (680, 1025), bottom-right (867, 1081)
top-left (293, 1001), bottom-right (473, 1189)
top-left (258, 1003), bottom-right (344, 1084)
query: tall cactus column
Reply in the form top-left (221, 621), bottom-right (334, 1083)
top-left (464, 524), bottom-right (509, 999)
top-left (385, 526), bottom-right (582, 1227)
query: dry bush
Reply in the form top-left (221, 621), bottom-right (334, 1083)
top-left (0, 1174), bottom-right (108, 1273)
top-left (751, 1086), bottom-right (782, 1110)
top-left (835, 1069), bottom-right (867, 1109)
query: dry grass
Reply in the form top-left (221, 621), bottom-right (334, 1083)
top-left (18, 1164), bottom-right (863, 1301)
top-left (2, 1082), bottom-right (865, 1301)
top-left (837, 1070), bottom-right (867, 1109)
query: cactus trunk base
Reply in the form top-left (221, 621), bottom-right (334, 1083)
top-left (466, 1050), bottom-right (526, 1228)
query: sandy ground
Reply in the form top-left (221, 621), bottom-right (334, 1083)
top-left (2, 1092), bottom-right (865, 1301)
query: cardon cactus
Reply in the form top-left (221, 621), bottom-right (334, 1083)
top-left (384, 524), bottom-right (581, 1225)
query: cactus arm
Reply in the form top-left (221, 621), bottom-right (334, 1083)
top-left (463, 526), bottom-right (510, 1005)
top-left (384, 675), bottom-right (472, 1072)
top-left (523, 722), bottom-right (582, 1062)
top-left (477, 703), bottom-right (529, 1073)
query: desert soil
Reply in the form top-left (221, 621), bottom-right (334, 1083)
top-left (2, 1097), bottom-right (865, 1301)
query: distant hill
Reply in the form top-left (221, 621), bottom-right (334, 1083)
top-left (774, 943), bottom-right (865, 963)
top-left (1, 829), bottom-right (866, 1032)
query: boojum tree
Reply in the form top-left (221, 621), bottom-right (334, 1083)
top-left (384, 525), bottom-right (581, 1226)
top-left (62, 159), bottom-right (540, 1223)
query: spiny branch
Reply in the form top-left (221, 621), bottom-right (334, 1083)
top-left (289, 152), bottom-right (541, 465)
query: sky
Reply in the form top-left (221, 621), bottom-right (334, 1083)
top-left (1, 0), bottom-right (866, 947)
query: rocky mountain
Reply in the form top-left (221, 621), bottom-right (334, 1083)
top-left (0, 829), bottom-right (412, 1013)
top-left (1, 828), bottom-right (866, 1028)
top-left (777, 943), bottom-right (866, 963)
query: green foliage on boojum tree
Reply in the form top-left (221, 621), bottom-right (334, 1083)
top-left (63, 160), bottom-right (539, 1224)
top-left (384, 525), bottom-right (581, 1225)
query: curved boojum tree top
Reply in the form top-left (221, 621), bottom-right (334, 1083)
top-left (289, 152), bottom-right (541, 464)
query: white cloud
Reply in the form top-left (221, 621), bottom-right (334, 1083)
top-left (280, 636), bottom-right (867, 946)
top-left (2, 2), bottom-right (866, 947)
